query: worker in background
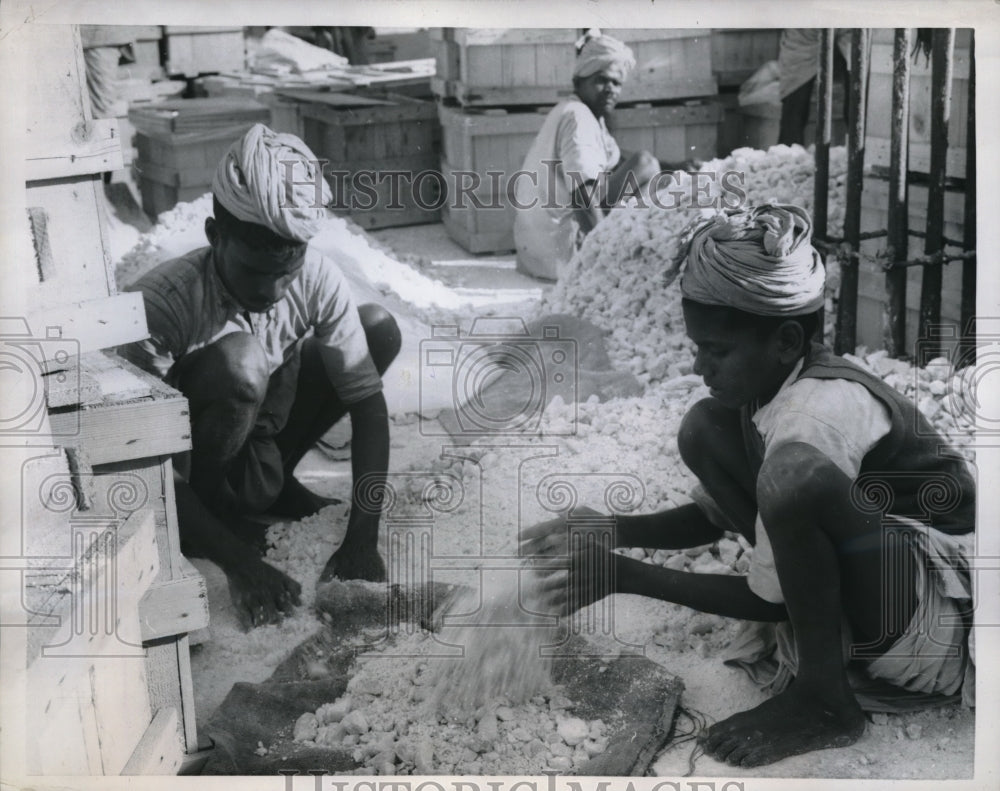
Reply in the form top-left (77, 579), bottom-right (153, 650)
top-left (513, 30), bottom-right (661, 281)
top-left (122, 124), bottom-right (400, 629)
top-left (80, 25), bottom-right (137, 119)
top-left (283, 26), bottom-right (375, 64)
top-left (777, 28), bottom-right (850, 146)
top-left (523, 204), bottom-right (975, 767)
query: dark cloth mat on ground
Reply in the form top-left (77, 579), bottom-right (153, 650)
top-left (202, 582), bottom-right (683, 776)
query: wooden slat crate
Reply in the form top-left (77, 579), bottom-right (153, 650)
top-left (430, 27), bottom-right (578, 107)
top-left (865, 28), bottom-right (972, 179)
top-left (710, 28), bottom-right (781, 87)
top-left (604, 29), bottom-right (718, 103)
top-left (856, 175), bottom-right (966, 352)
top-left (608, 101), bottom-right (722, 163)
top-left (438, 101), bottom-right (722, 253)
top-left (431, 28), bottom-right (718, 107)
top-left (295, 92), bottom-right (442, 229)
top-left (163, 26), bottom-right (245, 78)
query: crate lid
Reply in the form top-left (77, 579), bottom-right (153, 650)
top-left (129, 98), bottom-right (270, 135)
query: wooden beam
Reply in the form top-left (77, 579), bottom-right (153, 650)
top-left (122, 707), bottom-right (184, 775)
top-left (139, 559), bottom-right (209, 641)
top-left (49, 395), bottom-right (191, 466)
top-left (28, 292), bottom-right (149, 372)
top-left (25, 118), bottom-right (125, 182)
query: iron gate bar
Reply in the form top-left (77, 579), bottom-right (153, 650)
top-left (960, 31), bottom-right (976, 361)
top-left (885, 28), bottom-right (912, 357)
top-left (813, 29), bottom-right (835, 342)
top-left (917, 28), bottom-right (955, 358)
top-left (835, 28), bottom-right (870, 355)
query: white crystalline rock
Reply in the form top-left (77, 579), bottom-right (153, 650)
top-left (543, 145), bottom-right (849, 384)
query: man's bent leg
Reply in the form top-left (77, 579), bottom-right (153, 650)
top-left (172, 332), bottom-right (269, 515)
top-left (677, 398), bottom-right (758, 542)
top-left (702, 442), bottom-right (917, 766)
top-left (270, 304), bottom-right (401, 517)
top-left (606, 150), bottom-right (660, 206)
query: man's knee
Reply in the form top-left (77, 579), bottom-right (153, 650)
top-left (633, 149), bottom-right (659, 182)
top-left (179, 332), bottom-right (269, 405)
top-left (359, 303), bottom-right (402, 374)
top-left (757, 441), bottom-right (844, 525)
top-left (678, 398), bottom-right (732, 470)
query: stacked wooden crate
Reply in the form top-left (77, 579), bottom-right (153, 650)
top-left (130, 98), bottom-right (271, 218)
top-left (866, 28), bottom-right (972, 179)
top-left (12, 23), bottom-right (209, 777)
top-left (431, 27), bottom-right (721, 254)
top-left (290, 90), bottom-right (442, 230)
top-left (163, 26), bottom-right (246, 78)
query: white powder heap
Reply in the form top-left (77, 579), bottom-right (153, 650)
top-left (543, 144), bottom-right (849, 384)
top-left (291, 629), bottom-right (609, 775)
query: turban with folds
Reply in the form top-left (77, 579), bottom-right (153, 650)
top-left (573, 31), bottom-right (636, 79)
top-left (677, 204), bottom-right (826, 316)
top-left (212, 123), bottom-right (332, 244)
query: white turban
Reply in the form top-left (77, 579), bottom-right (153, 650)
top-left (212, 123), bottom-right (332, 243)
top-left (573, 31), bottom-right (636, 79)
top-left (677, 204), bottom-right (826, 316)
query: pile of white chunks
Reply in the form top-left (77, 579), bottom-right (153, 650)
top-left (544, 144), bottom-right (848, 386)
top-left (290, 632), bottom-right (611, 775)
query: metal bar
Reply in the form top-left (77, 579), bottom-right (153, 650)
top-left (917, 28), bottom-right (955, 358)
top-left (884, 28), bottom-right (912, 357)
top-left (814, 29), bottom-right (834, 242)
top-left (885, 249), bottom-right (975, 269)
top-left (960, 31), bottom-right (976, 361)
top-left (835, 28), bottom-right (870, 355)
top-left (814, 29), bottom-right (835, 342)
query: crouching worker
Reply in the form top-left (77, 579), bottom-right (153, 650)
top-left (522, 204), bottom-right (976, 767)
top-left (122, 124), bottom-right (401, 628)
top-left (513, 30), bottom-right (664, 281)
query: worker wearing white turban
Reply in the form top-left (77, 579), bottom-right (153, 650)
top-left (212, 123), bottom-right (332, 244)
top-left (678, 204), bottom-right (826, 316)
top-left (514, 30), bottom-right (659, 281)
top-left (572, 32), bottom-right (636, 79)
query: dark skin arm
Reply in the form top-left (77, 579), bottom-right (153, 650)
top-left (174, 471), bottom-right (302, 628)
top-left (521, 505), bottom-right (786, 622)
top-left (572, 180), bottom-right (606, 235)
top-left (320, 390), bottom-right (390, 582)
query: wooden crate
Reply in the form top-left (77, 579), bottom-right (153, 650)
top-left (609, 101), bottom-right (721, 163)
top-left (865, 28), bottom-right (972, 179)
top-left (430, 27), bottom-right (578, 107)
top-left (438, 101), bottom-right (721, 253)
top-left (296, 92), bottom-right (441, 229)
top-left (856, 175), bottom-right (967, 352)
top-left (711, 28), bottom-right (781, 87)
top-left (163, 26), bottom-right (245, 78)
top-left (604, 29), bottom-right (718, 103)
top-left (431, 28), bottom-right (718, 107)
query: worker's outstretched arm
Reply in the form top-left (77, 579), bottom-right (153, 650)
top-left (320, 389), bottom-right (390, 582)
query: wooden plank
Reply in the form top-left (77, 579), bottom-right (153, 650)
top-left (144, 636), bottom-right (198, 752)
top-left (138, 559), bottom-right (209, 641)
top-left (26, 510), bottom-right (159, 773)
top-left (25, 118), bottom-right (125, 182)
top-left (25, 175), bottom-right (116, 306)
top-left (44, 369), bottom-right (102, 409)
top-left (122, 707), bottom-right (184, 775)
top-left (50, 396), bottom-right (190, 467)
top-left (27, 293), bottom-right (149, 372)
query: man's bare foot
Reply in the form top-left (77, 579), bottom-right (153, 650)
top-left (267, 475), bottom-right (343, 519)
top-left (226, 554), bottom-right (303, 629)
top-left (319, 544), bottom-right (387, 584)
top-left (700, 682), bottom-right (865, 767)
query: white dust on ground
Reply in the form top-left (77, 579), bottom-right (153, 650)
top-left (112, 147), bottom-right (976, 779)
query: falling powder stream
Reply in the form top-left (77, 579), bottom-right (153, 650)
top-left (424, 567), bottom-right (560, 715)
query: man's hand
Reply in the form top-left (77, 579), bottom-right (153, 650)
top-left (520, 506), bottom-right (617, 615)
top-left (319, 542), bottom-right (387, 584)
top-left (226, 554), bottom-right (303, 629)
